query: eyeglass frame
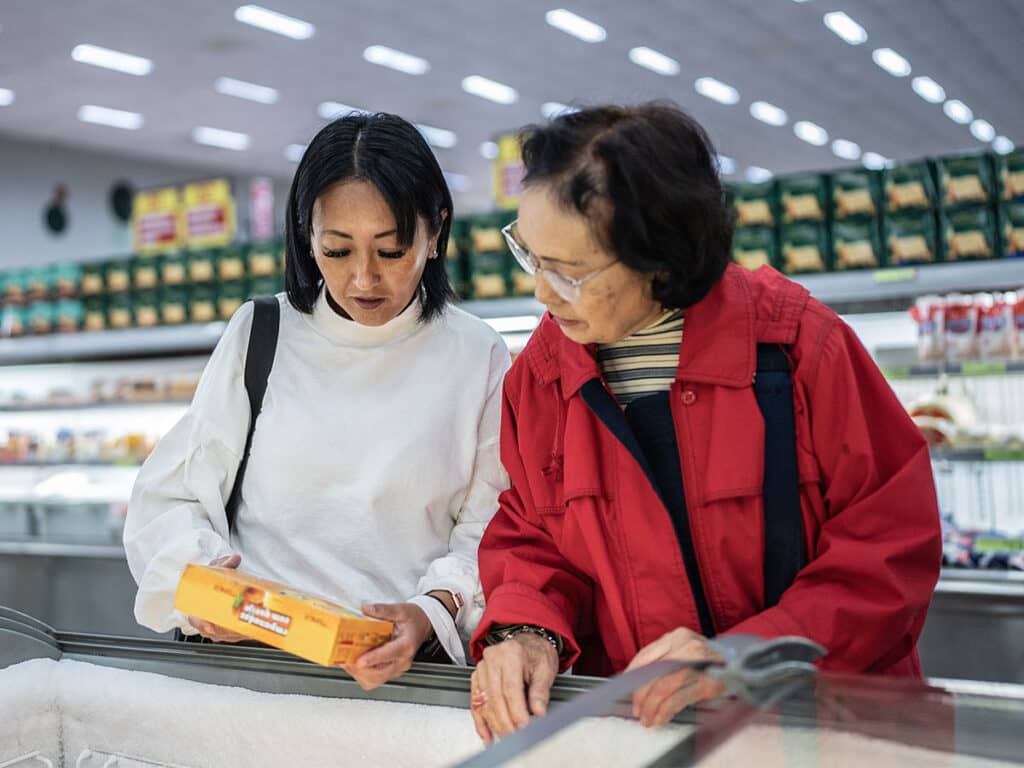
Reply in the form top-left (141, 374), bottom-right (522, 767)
top-left (501, 220), bottom-right (618, 304)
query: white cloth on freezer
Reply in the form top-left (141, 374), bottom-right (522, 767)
top-left (123, 291), bottom-right (510, 664)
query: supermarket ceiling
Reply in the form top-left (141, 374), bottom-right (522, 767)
top-left (0, 0), bottom-right (1022, 211)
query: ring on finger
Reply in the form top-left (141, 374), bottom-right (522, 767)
top-left (471, 689), bottom-right (488, 710)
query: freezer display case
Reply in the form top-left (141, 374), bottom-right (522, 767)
top-left (2, 608), bottom-right (1022, 768)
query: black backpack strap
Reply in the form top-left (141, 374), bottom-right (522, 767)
top-left (225, 296), bottom-right (280, 531)
top-left (754, 344), bottom-right (805, 609)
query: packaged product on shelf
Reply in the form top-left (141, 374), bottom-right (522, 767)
top-left (160, 251), bottom-right (188, 287)
top-left (779, 174), bottom-right (827, 223)
top-left (0, 304), bottom-right (27, 337)
top-left (187, 249), bottom-right (217, 284)
top-left (83, 297), bottom-right (106, 332)
top-left (80, 263), bottom-right (105, 296)
top-left (997, 148), bottom-right (1024, 200)
top-left (780, 222), bottom-right (829, 274)
top-left (54, 299), bottom-right (83, 333)
top-left (909, 294), bottom-right (944, 364)
top-left (27, 302), bottom-right (54, 335)
top-left (105, 259), bottom-right (132, 294)
top-left (53, 263), bottom-right (82, 298)
top-left (469, 251), bottom-right (508, 298)
top-left (509, 263), bottom-right (536, 296)
top-left (885, 162), bottom-right (936, 213)
top-left (217, 245), bottom-right (247, 282)
top-left (977, 293), bottom-right (1014, 360)
top-left (732, 181), bottom-right (778, 227)
top-left (1001, 201), bottom-right (1024, 257)
top-left (246, 241), bottom-right (279, 278)
top-left (132, 256), bottom-right (160, 291)
top-left (885, 210), bottom-right (939, 265)
top-left (937, 154), bottom-right (994, 208)
top-left (174, 565), bottom-right (394, 666)
top-left (907, 383), bottom-right (977, 447)
top-left (470, 224), bottom-right (506, 254)
top-left (115, 377), bottom-right (163, 402)
top-left (732, 226), bottom-right (777, 271)
top-left (218, 282), bottom-right (248, 320)
top-left (941, 206), bottom-right (996, 261)
top-left (2, 269), bottom-right (28, 304)
top-left (832, 219), bottom-right (883, 270)
top-left (160, 287), bottom-right (189, 325)
top-left (1013, 292), bottom-right (1024, 360)
top-left (26, 266), bottom-right (54, 302)
top-left (133, 290), bottom-right (161, 328)
top-left (249, 276), bottom-right (281, 299)
top-left (107, 292), bottom-right (133, 330)
top-left (165, 374), bottom-right (200, 401)
top-left (189, 285), bottom-right (218, 323)
top-left (944, 293), bottom-right (979, 363)
top-left (831, 170), bottom-right (880, 220)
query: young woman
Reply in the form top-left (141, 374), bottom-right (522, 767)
top-left (125, 112), bottom-right (510, 689)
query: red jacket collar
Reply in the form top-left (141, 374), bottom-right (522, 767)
top-left (524, 264), bottom-right (811, 399)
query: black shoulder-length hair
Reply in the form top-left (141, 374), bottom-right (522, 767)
top-left (285, 112), bottom-right (456, 321)
top-left (519, 102), bottom-right (733, 310)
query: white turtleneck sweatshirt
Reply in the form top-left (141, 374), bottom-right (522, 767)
top-left (124, 291), bottom-right (511, 664)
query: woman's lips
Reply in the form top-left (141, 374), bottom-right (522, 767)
top-left (353, 297), bottom-right (386, 311)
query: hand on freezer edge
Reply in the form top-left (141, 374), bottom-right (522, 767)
top-left (626, 627), bottom-right (726, 728)
top-left (336, 602), bottom-right (435, 690)
top-left (470, 633), bottom-right (559, 744)
top-left (187, 554), bottom-right (251, 643)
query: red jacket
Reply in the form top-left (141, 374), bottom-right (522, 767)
top-left (471, 264), bottom-right (941, 677)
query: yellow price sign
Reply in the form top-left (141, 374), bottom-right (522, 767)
top-left (183, 179), bottom-right (236, 249)
top-left (133, 187), bottom-right (181, 254)
top-left (492, 133), bottom-right (524, 211)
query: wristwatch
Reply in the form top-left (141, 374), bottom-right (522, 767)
top-left (487, 623), bottom-right (563, 655)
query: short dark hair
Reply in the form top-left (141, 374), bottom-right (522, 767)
top-left (520, 103), bottom-right (733, 310)
top-left (285, 112), bottom-right (456, 321)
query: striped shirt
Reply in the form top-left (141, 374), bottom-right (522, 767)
top-left (596, 310), bottom-right (684, 405)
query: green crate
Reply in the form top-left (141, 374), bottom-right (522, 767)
top-left (1, 304), bottom-right (28, 336)
top-left (218, 281), bottom-right (250, 320)
top-left (780, 174), bottom-right (828, 224)
top-left (1001, 202), bottom-right (1024, 257)
top-left (246, 241), bottom-right (280, 279)
top-left (134, 289), bottom-right (162, 328)
top-left (53, 263), bottom-right (82, 299)
top-left (467, 213), bottom-right (515, 299)
top-left (80, 263), bottom-right (105, 297)
top-left (187, 249), bottom-right (217, 285)
top-left (885, 162), bottom-right (937, 213)
top-left (731, 181), bottom-right (779, 228)
top-left (83, 297), bottom-right (107, 332)
top-left (832, 218), bottom-right (883, 270)
top-left (54, 299), bottom-right (84, 333)
top-left (189, 285), bottom-right (219, 324)
top-left (248, 276), bottom-right (282, 299)
top-left (160, 251), bottom-right (189, 288)
top-left (27, 301), bottom-right (54, 335)
top-left (1, 269), bottom-right (28, 304)
top-left (885, 210), bottom-right (939, 265)
top-left (936, 153), bottom-right (994, 208)
top-left (732, 227), bottom-right (777, 271)
top-left (217, 245), bottom-right (248, 283)
top-left (26, 266), bottom-right (55, 302)
top-left (996, 149), bottom-right (1024, 201)
top-left (780, 222), bottom-right (829, 274)
top-left (132, 255), bottom-right (161, 291)
top-left (106, 291), bottom-right (133, 330)
top-left (831, 170), bottom-right (881, 220)
top-left (941, 206), bottom-right (997, 262)
top-left (105, 259), bottom-right (133, 295)
top-left (160, 287), bottom-right (190, 326)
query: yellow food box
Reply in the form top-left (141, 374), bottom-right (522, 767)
top-left (173, 564), bottom-right (394, 666)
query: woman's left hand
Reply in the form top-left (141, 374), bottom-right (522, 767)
top-left (338, 602), bottom-right (434, 690)
top-left (626, 627), bottom-right (727, 728)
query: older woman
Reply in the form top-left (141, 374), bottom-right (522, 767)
top-left (468, 103), bottom-right (940, 742)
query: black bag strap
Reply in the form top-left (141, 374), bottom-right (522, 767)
top-left (754, 344), bottom-right (805, 609)
top-left (225, 296), bottom-right (280, 531)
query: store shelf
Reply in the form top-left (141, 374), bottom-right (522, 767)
top-left (881, 359), bottom-right (1024, 379)
top-left (932, 448), bottom-right (1024, 462)
top-left (0, 541), bottom-right (125, 559)
top-left (935, 569), bottom-right (1024, 598)
top-left (0, 322), bottom-right (226, 364)
top-left (0, 399), bottom-right (190, 413)
top-left (0, 461), bottom-right (141, 469)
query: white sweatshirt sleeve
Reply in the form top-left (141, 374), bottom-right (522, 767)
top-left (123, 302), bottom-right (254, 635)
top-left (414, 337), bottom-right (512, 656)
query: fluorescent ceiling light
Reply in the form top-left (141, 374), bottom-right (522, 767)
top-left (479, 141), bottom-right (499, 160)
top-left (541, 102), bottom-right (579, 120)
top-left (628, 47), bottom-right (680, 76)
top-left (794, 120), bottom-right (829, 146)
top-left (862, 152), bottom-right (890, 170)
top-left (71, 44), bottom-right (152, 76)
top-left (284, 144), bottom-right (306, 162)
top-left (214, 76), bottom-right (278, 104)
top-left (193, 126), bottom-right (250, 151)
top-left (362, 45), bottom-right (429, 75)
top-left (993, 136), bottom-right (1015, 155)
top-left (0, 88), bottom-right (13, 107)
top-left (970, 119), bottom-right (995, 143)
top-left (318, 101), bottom-right (368, 119)
top-left (716, 155), bottom-right (736, 175)
top-left (444, 172), bottom-right (472, 192)
top-left (462, 75), bottom-right (518, 105)
top-left (746, 166), bottom-right (773, 183)
top-left (831, 139), bottom-right (862, 161)
top-left (77, 104), bottom-right (144, 130)
top-left (911, 76), bottom-right (945, 104)
top-left (417, 124), bottom-right (457, 149)
top-left (823, 12), bottom-right (867, 45)
top-left (943, 99), bottom-right (973, 125)
top-left (750, 101), bottom-right (788, 126)
top-left (544, 9), bottom-right (606, 43)
top-left (695, 77), bottom-right (739, 105)
top-left (234, 5), bottom-right (314, 39)
top-left (872, 48), bottom-right (911, 77)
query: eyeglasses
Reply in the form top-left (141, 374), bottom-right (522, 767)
top-left (501, 220), bottom-right (617, 304)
